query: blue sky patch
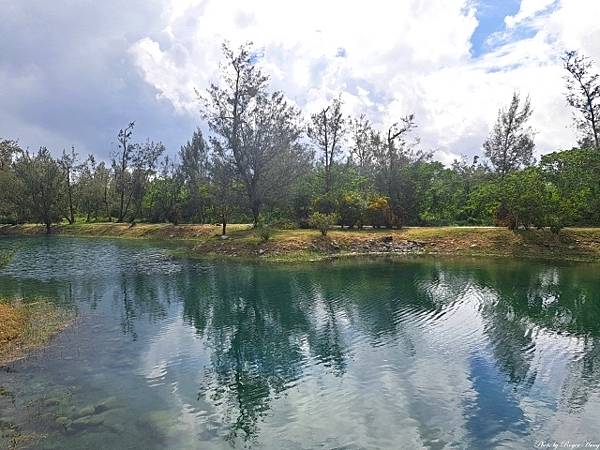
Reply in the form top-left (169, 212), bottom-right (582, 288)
top-left (471, 0), bottom-right (521, 57)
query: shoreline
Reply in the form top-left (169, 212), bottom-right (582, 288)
top-left (2, 223), bottom-right (600, 263)
top-left (0, 299), bottom-right (73, 365)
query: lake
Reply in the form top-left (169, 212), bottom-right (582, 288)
top-left (1, 236), bottom-right (600, 449)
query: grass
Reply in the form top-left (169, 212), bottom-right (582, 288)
top-left (2, 222), bottom-right (600, 263)
top-left (0, 298), bottom-right (73, 365)
top-left (0, 249), bottom-right (73, 365)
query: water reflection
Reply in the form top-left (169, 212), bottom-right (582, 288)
top-left (1, 239), bottom-right (600, 449)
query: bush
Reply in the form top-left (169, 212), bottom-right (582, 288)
top-left (255, 222), bottom-right (274, 242)
top-left (366, 196), bottom-right (399, 228)
top-left (338, 191), bottom-right (367, 228)
top-left (308, 212), bottom-right (339, 236)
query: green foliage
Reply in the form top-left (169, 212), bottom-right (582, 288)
top-left (470, 168), bottom-right (568, 232)
top-left (312, 193), bottom-right (337, 214)
top-left (1, 47), bottom-right (600, 234)
top-left (540, 148), bottom-right (600, 225)
top-left (12, 147), bottom-right (65, 232)
top-left (337, 191), bottom-right (368, 228)
top-left (308, 212), bottom-right (339, 236)
top-left (366, 196), bottom-right (399, 228)
top-left (255, 222), bottom-right (274, 242)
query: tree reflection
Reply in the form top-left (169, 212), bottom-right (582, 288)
top-left (3, 244), bottom-right (600, 446)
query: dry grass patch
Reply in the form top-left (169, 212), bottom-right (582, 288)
top-left (0, 299), bottom-right (72, 365)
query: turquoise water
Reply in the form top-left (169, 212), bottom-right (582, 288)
top-left (1, 236), bottom-right (600, 449)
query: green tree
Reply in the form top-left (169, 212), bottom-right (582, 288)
top-left (483, 92), bottom-right (535, 177)
top-left (540, 148), bottom-right (600, 225)
top-left (0, 139), bottom-right (20, 222)
top-left (337, 191), bottom-right (368, 228)
top-left (59, 146), bottom-right (82, 224)
top-left (12, 147), bottom-right (65, 233)
top-left (179, 128), bottom-right (211, 222)
top-left (308, 96), bottom-right (345, 194)
top-left (203, 42), bottom-right (308, 224)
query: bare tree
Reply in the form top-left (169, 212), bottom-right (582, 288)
top-left (483, 92), bottom-right (534, 178)
top-left (308, 96), bottom-right (345, 194)
top-left (563, 50), bottom-right (600, 149)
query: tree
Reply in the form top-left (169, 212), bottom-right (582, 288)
top-left (114, 122), bottom-right (135, 222)
top-left (179, 129), bottom-right (210, 222)
top-left (128, 141), bottom-right (165, 223)
top-left (0, 139), bottom-right (20, 222)
top-left (308, 96), bottom-right (345, 194)
top-left (0, 139), bottom-right (20, 171)
top-left (349, 114), bottom-right (379, 181)
top-left (540, 148), bottom-right (600, 225)
top-left (210, 156), bottom-right (241, 236)
top-left (78, 155), bottom-right (103, 222)
top-left (60, 146), bottom-right (81, 224)
top-left (373, 115), bottom-right (419, 225)
top-left (112, 122), bottom-right (164, 223)
top-left (144, 156), bottom-right (185, 224)
top-left (483, 92), bottom-right (535, 177)
top-left (203, 42), bottom-right (307, 224)
top-left (12, 147), bottom-right (64, 233)
top-left (562, 50), bottom-right (600, 149)
top-left (337, 191), bottom-right (367, 228)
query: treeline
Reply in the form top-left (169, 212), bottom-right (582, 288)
top-left (1, 45), bottom-right (599, 234)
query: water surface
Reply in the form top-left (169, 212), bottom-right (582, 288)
top-left (1, 237), bottom-right (600, 449)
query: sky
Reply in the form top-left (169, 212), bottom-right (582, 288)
top-left (1, 0), bottom-right (599, 165)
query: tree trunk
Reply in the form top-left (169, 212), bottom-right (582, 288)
top-left (222, 219), bottom-right (227, 236)
top-left (45, 221), bottom-right (51, 234)
top-left (67, 182), bottom-right (75, 224)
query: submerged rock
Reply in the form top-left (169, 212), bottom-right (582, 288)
top-left (140, 409), bottom-right (179, 433)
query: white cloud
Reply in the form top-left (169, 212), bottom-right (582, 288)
top-left (505, 0), bottom-right (557, 28)
top-left (2, 0), bottom-right (600, 163)
top-left (129, 0), bottom-right (600, 165)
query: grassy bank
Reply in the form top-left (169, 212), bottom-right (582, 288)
top-left (3, 223), bottom-right (600, 263)
top-left (0, 250), bottom-right (73, 365)
top-left (0, 299), bottom-right (72, 365)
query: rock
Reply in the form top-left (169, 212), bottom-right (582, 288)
top-left (70, 413), bottom-right (105, 430)
top-left (55, 416), bottom-right (71, 428)
top-left (44, 398), bottom-right (61, 407)
top-left (94, 396), bottom-right (119, 414)
top-left (75, 405), bottom-right (96, 419)
top-left (140, 410), bottom-right (179, 433)
top-left (470, 244), bottom-right (478, 248)
top-left (219, 235), bottom-right (229, 240)
top-left (381, 235), bottom-right (394, 243)
top-left (258, 249), bottom-right (265, 255)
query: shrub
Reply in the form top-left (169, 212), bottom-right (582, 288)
top-left (366, 196), bottom-right (399, 228)
top-left (308, 212), bottom-right (339, 236)
top-left (255, 222), bottom-right (274, 242)
top-left (338, 191), bottom-right (367, 228)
